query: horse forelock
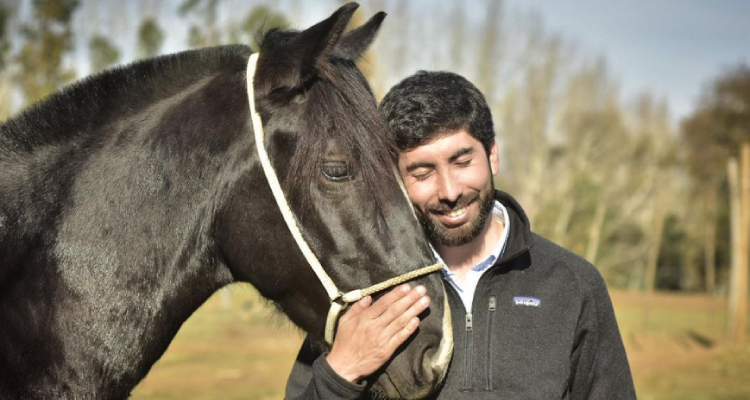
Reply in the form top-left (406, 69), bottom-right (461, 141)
top-left (288, 64), bottom-right (397, 219)
top-left (256, 29), bottom-right (399, 221)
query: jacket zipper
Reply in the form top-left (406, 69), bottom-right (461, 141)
top-left (464, 312), bottom-right (473, 389)
top-left (446, 239), bottom-right (529, 392)
top-left (486, 296), bottom-right (496, 390)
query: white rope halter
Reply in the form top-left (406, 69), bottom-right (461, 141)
top-left (246, 53), bottom-right (443, 345)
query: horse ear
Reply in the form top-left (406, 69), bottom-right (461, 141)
top-left (255, 3), bottom-right (359, 93)
top-left (337, 12), bottom-right (386, 60)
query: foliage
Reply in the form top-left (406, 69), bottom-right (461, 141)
top-left (179, 0), bottom-right (288, 50)
top-left (680, 64), bottom-right (750, 296)
top-left (0, 2), bottom-right (9, 69)
top-left (237, 5), bottom-right (288, 52)
top-left (15, 0), bottom-right (79, 106)
top-left (179, 0), bottom-right (222, 48)
top-left (137, 17), bottom-right (165, 59)
top-left (0, 1), bottom-right (11, 122)
top-left (88, 34), bottom-right (119, 73)
top-left (682, 64), bottom-right (750, 184)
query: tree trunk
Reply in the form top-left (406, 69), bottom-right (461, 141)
top-left (727, 158), bottom-right (740, 344)
top-left (681, 243), bottom-right (701, 291)
top-left (644, 189), bottom-right (666, 294)
top-left (729, 145), bottom-right (750, 347)
top-left (705, 184), bottom-right (717, 295)
top-left (585, 201), bottom-right (606, 265)
top-left (642, 188), bottom-right (666, 333)
top-left (553, 198), bottom-right (575, 247)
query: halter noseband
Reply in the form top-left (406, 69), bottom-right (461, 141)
top-left (246, 53), bottom-right (443, 345)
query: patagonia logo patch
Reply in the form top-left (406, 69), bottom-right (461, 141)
top-left (513, 297), bottom-right (541, 307)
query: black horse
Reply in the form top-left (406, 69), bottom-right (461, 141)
top-left (0, 4), bottom-right (451, 399)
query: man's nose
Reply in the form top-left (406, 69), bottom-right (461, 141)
top-left (436, 171), bottom-right (461, 203)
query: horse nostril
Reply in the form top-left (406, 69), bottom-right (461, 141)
top-left (421, 347), bottom-right (439, 381)
top-left (422, 343), bottom-right (449, 383)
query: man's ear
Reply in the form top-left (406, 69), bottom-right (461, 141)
top-left (254, 2), bottom-right (359, 94)
top-left (489, 140), bottom-right (499, 176)
top-left (337, 11), bottom-right (386, 60)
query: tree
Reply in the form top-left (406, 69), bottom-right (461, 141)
top-left (180, 0), bottom-right (224, 48)
top-left (475, 0), bottom-right (504, 105)
top-left (88, 34), bottom-right (119, 73)
top-left (683, 64), bottom-right (750, 181)
top-left (235, 5), bottom-right (288, 52)
top-left (0, 1), bottom-right (13, 121)
top-left (682, 64), bottom-right (750, 294)
top-left (137, 17), bottom-right (165, 59)
top-left (180, 0), bottom-right (288, 51)
top-left (0, 1), bottom-right (9, 70)
top-left (15, 0), bottom-right (79, 106)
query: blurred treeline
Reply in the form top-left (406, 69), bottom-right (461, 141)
top-left (1, 0), bottom-right (748, 295)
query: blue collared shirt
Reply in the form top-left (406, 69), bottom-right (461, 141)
top-left (431, 200), bottom-right (509, 313)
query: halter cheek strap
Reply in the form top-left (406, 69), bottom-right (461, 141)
top-left (246, 53), bottom-right (443, 346)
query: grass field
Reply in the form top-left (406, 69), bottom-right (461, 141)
top-left (131, 285), bottom-right (750, 399)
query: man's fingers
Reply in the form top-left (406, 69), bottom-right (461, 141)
top-left (365, 283), bottom-right (414, 317)
top-left (375, 285), bottom-right (427, 327)
top-left (387, 317), bottom-right (421, 351)
top-left (384, 295), bottom-right (430, 351)
top-left (328, 284), bottom-right (430, 381)
top-left (384, 292), bottom-right (430, 337)
top-left (340, 296), bottom-right (372, 322)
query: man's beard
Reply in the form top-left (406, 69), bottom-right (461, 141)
top-left (416, 184), bottom-right (495, 247)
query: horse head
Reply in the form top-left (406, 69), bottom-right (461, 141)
top-left (216, 4), bottom-right (452, 399)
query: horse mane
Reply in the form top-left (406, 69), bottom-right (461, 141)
top-left (258, 29), bottom-right (399, 218)
top-left (0, 45), bottom-right (251, 155)
top-left (1, 30), bottom-right (399, 217)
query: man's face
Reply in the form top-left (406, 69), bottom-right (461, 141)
top-left (398, 130), bottom-right (499, 247)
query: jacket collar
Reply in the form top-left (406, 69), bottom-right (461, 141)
top-left (493, 190), bottom-right (534, 264)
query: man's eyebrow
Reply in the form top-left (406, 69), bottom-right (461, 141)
top-left (405, 161), bottom-right (434, 173)
top-left (404, 147), bottom-right (476, 173)
top-left (449, 147), bottom-right (474, 163)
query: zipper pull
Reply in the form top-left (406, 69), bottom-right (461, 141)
top-left (489, 296), bottom-right (496, 312)
top-left (465, 313), bottom-right (473, 331)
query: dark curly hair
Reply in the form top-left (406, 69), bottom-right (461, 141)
top-left (379, 71), bottom-right (495, 154)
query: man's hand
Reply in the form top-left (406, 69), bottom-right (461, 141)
top-left (325, 283), bottom-right (430, 383)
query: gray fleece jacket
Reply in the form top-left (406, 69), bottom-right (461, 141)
top-left (284, 191), bottom-right (636, 400)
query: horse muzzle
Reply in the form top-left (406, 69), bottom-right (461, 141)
top-left (371, 286), bottom-right (453, 399)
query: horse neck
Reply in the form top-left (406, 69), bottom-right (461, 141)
top-left (0, 53), bottom-right (251, 397)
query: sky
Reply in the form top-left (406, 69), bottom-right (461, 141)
top-left (59, 0), bottom-right (750, 123)
top-left (249, 0), bottom-right (750, 122)
top-left (504, 0), bottom-right (750, 121)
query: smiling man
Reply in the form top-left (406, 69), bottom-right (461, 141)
top-left (285, 71), bottom-right (636, 399)
top-left (398, 129), bottom-right (503, 291)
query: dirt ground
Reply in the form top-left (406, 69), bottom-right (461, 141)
top-left (131, 286), bottom-right (750, 400)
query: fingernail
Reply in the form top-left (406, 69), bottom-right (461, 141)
top-left (401, 284), bottom-right (412, 292)
top-left (415, 285), bottom-right (426, 295)
top-left (420, 296), bottom-right (430, 306)
top-left (361, 296), bottom-right (371, 306)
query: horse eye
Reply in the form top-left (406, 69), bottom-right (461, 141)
top-left (321, 161), bottom-right (353, 182)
